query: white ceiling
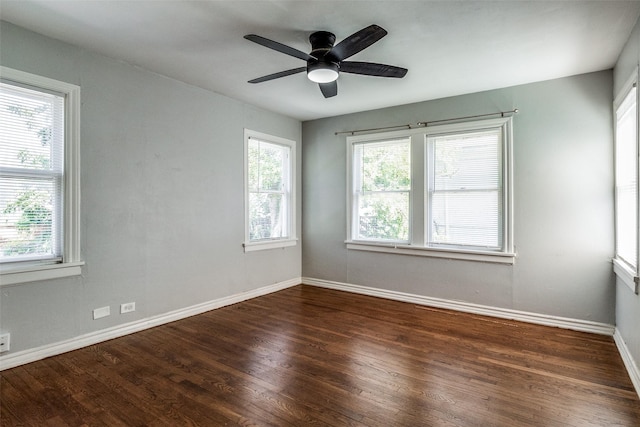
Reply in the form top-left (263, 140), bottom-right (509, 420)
top-left (2, 1), bottom-right (639, 121)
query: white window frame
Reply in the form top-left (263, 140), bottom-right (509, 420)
top-left (613, 69), bottom-right (640, 294)
top-left (0, 66), bottom-right (82, 286)
top-left (243, 129), bottom-right (297, 252)
top-left (346, 116), bottom-right (515, 264)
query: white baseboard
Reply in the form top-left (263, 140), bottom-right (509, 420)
top-left (302, 277), bottom-right (616, 336)
top-left (0, 277), bottom-right (301, 371)
top-left (613, 329), bottom-right (640, 399)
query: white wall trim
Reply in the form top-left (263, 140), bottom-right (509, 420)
top-left (0, 277), bottom-right (301, 371)
top-left (613, 328), bottom-right (640, 399)
top-left (345, 241), bottom-right (516, 264)
top-left (303, 277), bottom-right (615, 336)
top-left (613, 258), bottom-right (639, 294)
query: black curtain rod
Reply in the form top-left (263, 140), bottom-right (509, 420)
top-left (335, 108), bottom-right (519, 136)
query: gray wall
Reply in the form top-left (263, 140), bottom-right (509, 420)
top-left (302, 71), bottom-right (616, 324)
top-left (0, 22), bottom-right (302, 353)
top-left (1, 16), bottom-right (632, 362)
top-left (614, 16), bottom-right (640, 375)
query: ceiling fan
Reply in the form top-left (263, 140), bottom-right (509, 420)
top-left (244, 24), bottom-right (408, 98)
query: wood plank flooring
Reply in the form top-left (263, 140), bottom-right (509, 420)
top-left (1, 285), bottom-right (639, 426)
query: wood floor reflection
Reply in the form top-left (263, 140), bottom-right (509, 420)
top-left (2, 285), bottom-right (639, 426)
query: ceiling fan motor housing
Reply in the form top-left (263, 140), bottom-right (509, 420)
top-left (309, 31), bottom-right (336, 58)
top-left (307, 31), bottom-right (340, 82)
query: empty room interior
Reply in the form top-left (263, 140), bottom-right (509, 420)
top-left (1, 1), bottom-right (640, 425)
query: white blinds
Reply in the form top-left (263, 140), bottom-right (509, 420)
top-left (428, 128), bottom-right (502, 249)
top-left (615, 85), bottom-right (638, 270)
top-left (0, 80), bottom-right (65, 262)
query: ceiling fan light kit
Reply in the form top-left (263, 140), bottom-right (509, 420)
top-left (307, 61), bottom-right (339, 83)
top-left (244, 24), bottom-right (407, 98)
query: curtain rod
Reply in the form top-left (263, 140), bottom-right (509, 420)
top-left (334, 108), bottom-right (519, 136)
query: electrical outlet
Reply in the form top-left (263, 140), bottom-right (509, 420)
top-left (93, 306), bottom-right (110, 320)
top-left (0, 333), bottom-right (10, 353)
top-left (120, 302), bottom-right (135, 314)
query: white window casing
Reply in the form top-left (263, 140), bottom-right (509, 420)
top-left (346, 117), bottom-right (515, 264)
top-left (243, 129), bottom-right (297, 252)
top-left (613, 69), bottom-right (639, 294)
top-left (0, 66), bottom-right (82, 286)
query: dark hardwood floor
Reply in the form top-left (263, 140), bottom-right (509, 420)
top-left (1, 285), bottom-right (639, 426)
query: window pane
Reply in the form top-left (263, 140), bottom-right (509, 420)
top-left (249, 139), bottom-right (286, 192)
top-left (0, 177), bottom-right (58, 259)
top-left (0, 81), bottom-right (64, 263)
top-left (432, 191), bottom-right (500, 248)
top-left (617, 190), bottom-right (637, 266)
top-left (360, 141), bottom-right (410, 192)
top-left (0, 82), bottom-right (64, 172)
top-left (247, 135), bottom-right (291, 242)
top-left (358, 192), bottom-right (409, 241)
top-left (249, 192), bottom-right (285, 240)
top-left (247, 141), bottom-right (260, 192)
top-left (353, 139), bottom-right (411, 242)
top-left (434, 131), bottom-right (499, 191)
top-left (615, 86), bottom-right (637, 269)
top-left (259, 142), bottom-right (284, 192)
top-left (429, 129), bottom-right (502, 249)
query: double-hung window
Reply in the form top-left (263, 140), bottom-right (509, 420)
top-left (347, 116), bottom-right (514, 264)
top-left (0, 67), bottom-right (81, 285)
top-left (427, 128), bottom-right (503, 250)
top-left (244, 129), bottom-right (296, 251)
top-left (352, 138), bottom-right (411, 242)
top-left (613, 72), bottom-right (639, 293)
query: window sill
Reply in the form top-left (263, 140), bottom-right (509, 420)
top-left (345, 241), bottom-right (516, 264)
top-left (243, 238), bottom-right (298, 253)
top-left (0, 261), bottom-right (84, 286)
top-left (613, 258), bottom-right (639, 294)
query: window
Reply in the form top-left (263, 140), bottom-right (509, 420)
top-left (347, 117), bottom-right (514, 264)
top-left (244, 129), bottom-right (296, 252)
top-left (428, 128), bottom-right (503, 250)
top-left (613, 72), bottom-right (639, 293)
top-left (0, 67), bottom-right (81, 285)
top-left (352, 138), bottom-right (411, 242)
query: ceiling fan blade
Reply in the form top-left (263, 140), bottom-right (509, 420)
top-left (248, 67), bottom-right (306, 83)
top-left (319, 81), bottom-right (337, 98)
top-left (340, 61), bottom-right (408, 78)
top-left (244, 34), bottom-right (315, 61)
top-left (329, 24), bottom-right (387, 61)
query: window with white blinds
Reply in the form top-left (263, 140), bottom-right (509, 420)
top-left (0, 67), bottom-right (81, 285)
top-left (428, 129), bottom-right (502, 250)
top-left (614, 83), bottom-right (638, 273)
top-left (347, 116), bottom-right (513, 263)
top-left (244, 129), bottom-right (296, 252)
top-left (0, 80), bottom-right (65, 263)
